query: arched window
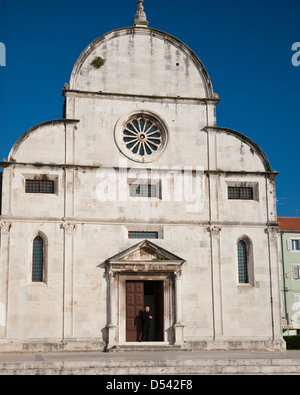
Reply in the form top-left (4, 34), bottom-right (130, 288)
top-left (32, 236), bottom-right (44, 282)
top-left (237, 240), bottom-right (248, 284)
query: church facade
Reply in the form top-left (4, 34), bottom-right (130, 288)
top-left (0, 2), bottom-right (285, 352)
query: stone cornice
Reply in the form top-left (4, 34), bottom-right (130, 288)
top-left (205, 126), bottom-right (274, 173)
top-left (0, 161), bottom-right (277, 176)
top-left (63, 89), bottom-right (220, 104)
top-left (0, 216), bottom-right (280, 228)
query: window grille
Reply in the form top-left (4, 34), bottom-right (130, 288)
top-left (129, 183), bottom-right (157, 198)
top-left (228, 186), bottom-right (253, 200)
top-left (238, 240), bottom-right (248, 283)
top-left (128, 231), bottom-right (158, 239)
top-left (32, 236), bottom-right (44, 282)
top-left (25, 179), bottom-right (54, 194)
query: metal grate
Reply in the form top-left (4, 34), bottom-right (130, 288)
top-left (237, 240), bottom-right (248, 283)
top-left (128, 231), bottom-right (158, 239)
top-left (129, 183), bottom-right (157, 197)
top-left (32, 236), bottom-right (44, 282)
top-left (228, 186), bottom-right (253, 200)
top-left (26, 179), bottom-right (55, 194)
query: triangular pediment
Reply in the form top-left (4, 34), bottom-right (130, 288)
top-left (107, 240), bottom-right (184, 264)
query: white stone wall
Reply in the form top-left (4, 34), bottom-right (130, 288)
top-left (70, 28), bottom-right (210, 98)
top-left (0, 26), bottom-right (284, 351)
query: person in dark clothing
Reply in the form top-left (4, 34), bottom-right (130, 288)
top-left (141, 306), bottom-right (152, 341)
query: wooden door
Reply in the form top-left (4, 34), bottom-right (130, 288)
top-left (126, 281), bottom-right (144, 342)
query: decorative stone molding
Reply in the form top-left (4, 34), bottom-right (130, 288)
top-left (134, 0), bottom-right (149, 27)
top-left (62, 223), bottom-right (76, 234)
top-left (0, 221), bottom-right (12, 233)
top-left (265, 226), bottom-right (279, 238)
top-left (106, 240), bottom-right (185, 275)
top-left (114, 110), bottom-right (169, 164)
top-left (108, 269), bottom-right (116, 279)
top-left (209, 225), bottom-right (222, 237)
top-left (174, 269), bottom-right (182, 279)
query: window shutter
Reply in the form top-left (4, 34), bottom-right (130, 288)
top-left (287, 239), bottom-right (292, 251)
top-left (292, 265), bottom-right (299, 280)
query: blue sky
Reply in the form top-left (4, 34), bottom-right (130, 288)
top-left (0, 0), bottom-right (299, 216)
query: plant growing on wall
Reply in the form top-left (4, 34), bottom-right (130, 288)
top-left (91, 56), bottom-right (106, 69)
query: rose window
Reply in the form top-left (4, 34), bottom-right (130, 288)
top-left (123, 118), bottom-right (163, 157)
top-left (115, 112), bottom-right (168, 163)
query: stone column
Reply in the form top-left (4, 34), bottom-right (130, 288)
top-left (266, 226), bottom-right (284, 346)
top-left (107, 270), bottom-right (117, 347)
top-left (0, 221), bottom-right (11, 338)
top-left (62, 222), bottom-right (76, 339)
top-left (209, 225), bottom-right (223, 339)
top-left (173, 270), bottom-right (184, 345)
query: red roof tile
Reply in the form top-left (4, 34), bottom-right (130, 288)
top-left (277, 217), bottom-right (300, 231)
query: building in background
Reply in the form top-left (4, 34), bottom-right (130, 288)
top-left (278, 217), bottom-right (300, 335)
top-left (0, 1), bottom-right (284, 352)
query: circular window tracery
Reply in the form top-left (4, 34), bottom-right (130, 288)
top-left (115, 112), bottom-right (168, 163)
top-left (123, 118), bottom-right (162, 157)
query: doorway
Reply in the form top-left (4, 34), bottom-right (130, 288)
top-left (126, 280), bottom-right (164, 342)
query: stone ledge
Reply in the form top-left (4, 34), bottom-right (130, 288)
top-left (185, 338), bottom-right (286, 352)
top-left (0, 339), bottom-right (106, 353)
top-left (107, 343), bottom-right (185, 352)
top-left (0, 338), bottom-right (286, 353)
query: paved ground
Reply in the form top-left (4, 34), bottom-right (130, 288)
top-left (0, 349), bottom-right (300, 363)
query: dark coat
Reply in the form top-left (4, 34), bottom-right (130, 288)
top-left (143, 311), bottom-right (151, 329)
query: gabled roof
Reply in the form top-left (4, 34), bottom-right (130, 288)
top-left (278, 217), bottom-right (300, 231)
top-left (106, 240), bottom-right (184, 263)
top-left (105, 240), bottom-right (185, 274)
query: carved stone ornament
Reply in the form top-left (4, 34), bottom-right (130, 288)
top-left (265, 227), bottom-right (279, 238)
top-left (174, 270), bottom-right (182, 279)
top-left (108, 269), bottom-right (116, 279)
top-left (0, 221), bottom-right (12, 233)
top-left (134, 0), bottom-right (149, 26)
top-left (209, 226), bottom-right (222, 237)
top-left (62, 223), bottom-right (76, 234)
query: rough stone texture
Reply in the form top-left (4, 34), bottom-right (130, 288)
top-left (1, 350), bottom-right (300, 375)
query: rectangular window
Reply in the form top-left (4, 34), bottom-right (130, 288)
top-left (129, 183), bottom-right (158, 198)
top-left (293, 295), bottom-right (300, 324)
top-left (128, 231), bottom-right (159, 239)
top-left (292, 265), bottom-right (300, 280)
top-left (294, 294), bottom-right (300, 309)
top-left (228, 186), bottom-right (253, 200)
top-left (291, 240), bottom-right (300, 251)
top-left (288, 239), bottom-right (300, 251)
top-left (25, 179), bottom-right (55, 194)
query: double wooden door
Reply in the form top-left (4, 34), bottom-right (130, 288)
top-left (126, 280), bottom-right (164, 342)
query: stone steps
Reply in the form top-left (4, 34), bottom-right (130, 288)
top-left (1, 358), bottom-right (300, 375)
top-left (108, 343), bottom-right (184, 352)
